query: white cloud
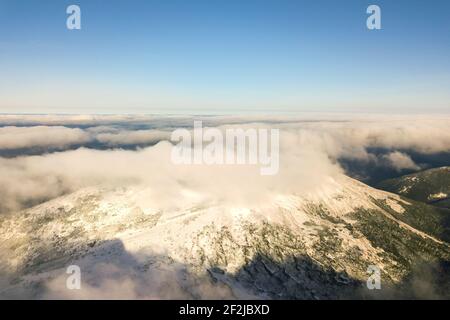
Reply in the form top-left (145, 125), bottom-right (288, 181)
top-left (96, 129), bottom-right (171, 146)
top-left (1, 115), bottom-right (450, 213)
top-left (0, 134), bottom-right (341, 213)
top-left (0, 126), bottom-right (91, 150)
top-left (382, 151), bottom-right (421, 171)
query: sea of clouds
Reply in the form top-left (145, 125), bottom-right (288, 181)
top-left (1, 114), bottom-right (450, 214)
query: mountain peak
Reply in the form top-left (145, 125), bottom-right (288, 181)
top-left (1, 174), bottom-right (448, 299)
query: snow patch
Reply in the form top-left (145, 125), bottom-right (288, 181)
top-left (428, 192), bottom-right (448, 201)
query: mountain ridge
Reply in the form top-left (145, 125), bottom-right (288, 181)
top-left (1, 173), bottom-right (449, 299)
top-left (378, 167), bottom-right (450, 209)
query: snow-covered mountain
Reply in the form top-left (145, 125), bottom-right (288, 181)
top-left (1, 174), bottom-right (449, 299)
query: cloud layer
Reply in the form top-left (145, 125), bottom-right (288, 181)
top-left (0, 126), bottom-right (90, 150)
top-left (1, 115), bottom-right (450, 213)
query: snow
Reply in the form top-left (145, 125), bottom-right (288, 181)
top-left (399, 185), bottom-right (412, 194)
top-left (428, 192), bottom-right (447, 201)
top-left (385, 198), bottom-right (406, 214)
top-left (0, 173), bottom-right (444, 298)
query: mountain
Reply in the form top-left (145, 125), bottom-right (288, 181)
top-left (378, 167), bottom-right (450, 209)
top-left (0, 174), bottom-right (449, 299)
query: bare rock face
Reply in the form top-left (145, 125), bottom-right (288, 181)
top-left (0, 175), bottom-right (449, 299)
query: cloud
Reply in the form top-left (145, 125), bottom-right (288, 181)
top-left (0, 126), bottom-right (91, 150)
top-left (382, 151), bottom-right (421, 171)
top-left (294, 119), bottom-right (450, 156)
top-left (96, 129), bottom-right (171, 146)
top-left (0, 133), bottom-right (341, 213)
top-left (1, 115), bottom-right (450, 213)
top-left (0, 114), bottom-right (158, 126)
top-left (2, 114), bottom-right (450, 154)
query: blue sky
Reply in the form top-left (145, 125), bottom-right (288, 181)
top-left (0, 0), bottom-right (449, 114)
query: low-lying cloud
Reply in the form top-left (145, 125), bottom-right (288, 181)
top-left (1, 115), bottom-right (450, 213)
top-left (0, 137), bottom-right (340, 213)
top-left (382, 151), bottom-right (421, 171)
top-left (96, 129), bottom-right (171, 146)
top-left (0, 126), bottom-right (91, 150)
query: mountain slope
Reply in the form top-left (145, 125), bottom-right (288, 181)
top-left (0, 174), bottom-right (449, 299)
top-left (378, 167), bottom-right (450, 209)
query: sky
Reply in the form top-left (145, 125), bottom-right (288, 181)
top-left (0, 0), bottom-right (449, 114)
